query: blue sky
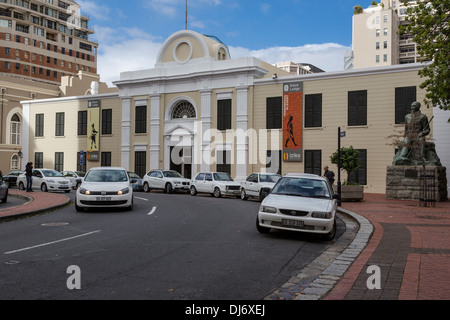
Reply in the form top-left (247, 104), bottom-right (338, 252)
top-left (76, 0), bottom-right (365, 85)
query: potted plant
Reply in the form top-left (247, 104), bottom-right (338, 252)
top-left (330, 146), bottom-right (364, 201)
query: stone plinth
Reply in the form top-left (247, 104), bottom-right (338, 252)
top-left (386, 166), bottom-right (448, 202)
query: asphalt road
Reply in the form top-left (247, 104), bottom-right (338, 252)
top-left (0, 190), bottom-right (345, 300)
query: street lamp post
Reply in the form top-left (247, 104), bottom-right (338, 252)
top-left (337, 127), bottom-right (346, 206)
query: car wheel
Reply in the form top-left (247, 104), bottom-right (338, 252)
top-left (165, 183), bottom-right (173, 194)
top-left (74, 197), bottom-right (84, 212)
top-left (256, 215), bottom-right (270, 234)
top-left (323, 219), bottom-right (337, 241)
top-left (213, 187), bottom-right (221, 198)
top-left (1, 191), bottom-right (7, 203)
top-left (18, 182), bottom-right (25, 190)
top-left (190, 186), bottom-right (197, 196)
top-left (240, 188), bottom-right (248, 200)
top-left (41, 183), bottom-right (48, 192)
top-left (143, 183), bottom-right (150, 193)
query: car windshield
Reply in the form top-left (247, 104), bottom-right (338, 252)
top-left (84, 169), bottom-right (128, 182)
top-left (128, 172), bottom-right (141, 178)
top-left (213, 173), bottom-right (233, 181)
top-left (271, 177), bottom-right (331, 198)
top-left (259, 174), bottom-right (281, 183)
top-left (75, 171), bottom-right (86, 177)
top-left (41, 170), bottom-right (64, 177)
top-left (163, 171), bottom-right (183, 178)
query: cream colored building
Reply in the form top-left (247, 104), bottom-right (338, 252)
top-left (21, 30), bottom-right (449, 195)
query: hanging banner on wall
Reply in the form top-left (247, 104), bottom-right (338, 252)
top-left (87, 100), bottom-right (100, 162)
top-left (283, 82), bottom-right (303, 162)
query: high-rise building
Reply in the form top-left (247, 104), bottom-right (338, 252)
top-left (0, 0), bottom-right (108, 174)
top-left (0, 0), bottom-right (97, 84)
top-left (351, 0), bottom-right (421, 70)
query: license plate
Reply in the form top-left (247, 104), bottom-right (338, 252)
top-left (59, 185), bottom-right (68, 189)
top-left (96, 197), bottom-right (111, 201)
top-left (282, 219), bottom-right (304, 228)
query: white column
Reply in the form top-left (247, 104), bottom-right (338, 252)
top-left (21, 102), bottom-right (30, 170)
top-left (200, 89), bottom-right (212, 172)
top-left (149, 94), bottom-right (161, 169)
top-left (121, 97), bottom-right (131, 170)
top-left (235, 86), bottom-right (249, 181)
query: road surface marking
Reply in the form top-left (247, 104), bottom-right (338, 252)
top-left (135, 197), bottom-right (148, 201)
top-left (4, 230), bottom-right (101, 255)
top-left (148, 206), bottom-right (157, 216)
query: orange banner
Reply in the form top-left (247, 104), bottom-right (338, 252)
top-left (283, 82), bottom-right (303, 162)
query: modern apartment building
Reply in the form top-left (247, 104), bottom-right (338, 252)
top-left (0, 0), bottom-right (111, 174)
top-left (0, 0), bottom-right (97, 84)
top-left (351, 0), bottom-right (421, 70)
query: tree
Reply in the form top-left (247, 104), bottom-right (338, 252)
top-left (399, 0), bottom-right (450, 121)
top-left (330, 146), bottom-right (360, 183)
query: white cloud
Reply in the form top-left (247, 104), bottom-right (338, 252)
top-left (96, 29), bottom-right (349, 86)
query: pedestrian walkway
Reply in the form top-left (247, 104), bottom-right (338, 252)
top-left (325, 193), bottom-right (450, 300)
top-left (0, 189), bottom-right (70, 221)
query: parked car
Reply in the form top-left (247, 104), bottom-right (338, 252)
top-left (128, 172), bottom-right (143, 191)
top-left (142, 169), bottom-right (190, 193)
top-left (60, 171), bottom-right (85, 189)
top-left (256, 173), bottom-right (338, 240)
top-left (17, 169), bottom-right (71, 193)
top-left (2, 170), bottom-right (23, 188)
top-left (0, 179), bottom-right (8, 203)
top-left (240, 172), bottom-right (281, 201)
top-left (190, 172), bottom-right (241, 198)
top-left (75, 167), bottom-right (134, 212)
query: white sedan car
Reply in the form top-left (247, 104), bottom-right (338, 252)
top-left (17, 169), bottom-right (71, 193)
top-left (75, 167), bottom-right (134, 212)
top-left (240, 173), bottom-right (281, 201)
top-left (190, 172), bottom-right (241, 198)
top-left (256, 173), bottom-right (339, 240)
top-left (142, 169), bottom-right (191, 193)
top-left (60, 171), bottom-right (85, 189)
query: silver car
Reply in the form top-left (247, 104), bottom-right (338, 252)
top-left (257, 173), bottom-right (339, 240)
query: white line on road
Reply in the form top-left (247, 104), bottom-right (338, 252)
top-left (135, 197), bottom-right (149, 201)
top-left (4, 230), bottom-right (101, 255)
top-left (148, 206), bottom-right (157, 216)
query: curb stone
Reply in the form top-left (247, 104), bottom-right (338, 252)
top-left (264, 208), bottom-right (374, 300)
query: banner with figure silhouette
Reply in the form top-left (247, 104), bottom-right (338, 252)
top-left (87, 100), bottom-right (100, 161)
top-left (283, 82), bottom-right (303, 162)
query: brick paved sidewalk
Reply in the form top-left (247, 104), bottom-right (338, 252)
top-left (325, 193), bottom-right (450, 300)
top-left (0, 189), bottom-right (71, 221)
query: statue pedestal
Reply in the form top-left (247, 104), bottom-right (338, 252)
top-left (386, 166), bottom-right (448, 202)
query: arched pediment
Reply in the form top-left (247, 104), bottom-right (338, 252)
top-left (156, 30), bottom-right (230, 65)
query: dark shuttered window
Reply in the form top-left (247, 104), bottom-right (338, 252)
top-left (395, 86), bottom-right (416, 124)
top-left (266, 97), bottom-right (282, 129)
top-left (348, 90), bottom-right (367, 126)
top-left (217, 99), bottom-right (231, 131)
top-left (304, 150), bottom-right (322, 176)
top-left (305, 94), bottom-right (322, 128)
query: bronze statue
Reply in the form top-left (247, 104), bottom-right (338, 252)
top-left (393, 102), bottom-right (441, 166)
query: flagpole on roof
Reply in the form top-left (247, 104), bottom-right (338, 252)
top-left (185, 0), bottom-right (188, 30)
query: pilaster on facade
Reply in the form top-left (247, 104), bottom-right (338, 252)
top-left (149, 94), bottom-right (161, 170)
top-left (121, 97), bottom-right (131, 170)
top-left (235, 86), bottom-right (249, 181)
top-left (200, 89), bottom-right (212, 172)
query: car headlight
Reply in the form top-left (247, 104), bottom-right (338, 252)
top-left (47, 179), bottom-right (55, 183)
top-left (118, 187), bottom-right (129, 195)
top-left (260, 206), bottom-right (277, 214)
top-left (312, 211), bottom-right (332, 219)
top-left (79, 188), bottom-right (90, 195)
top-left (173, 181), bottom-right (181, 185)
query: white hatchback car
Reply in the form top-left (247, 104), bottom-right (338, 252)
top-left (240, 173), bottom-right (281, 201)
top-left (190, 172), bottom-right (241, 198)
top-left (256, 173), bottom-right (339, 240)
top-left (142, 169), bottom-right (190, 193)
top-left (75, 167), bottom-right (134, 212)
top-left (17, 169), bottom-right (71, 193)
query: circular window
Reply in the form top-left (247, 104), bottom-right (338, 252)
top-left (172, 101), bottom-right (196, 119)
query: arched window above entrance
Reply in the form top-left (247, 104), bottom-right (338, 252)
top-left (171, 101), bottom-right (196, 120)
